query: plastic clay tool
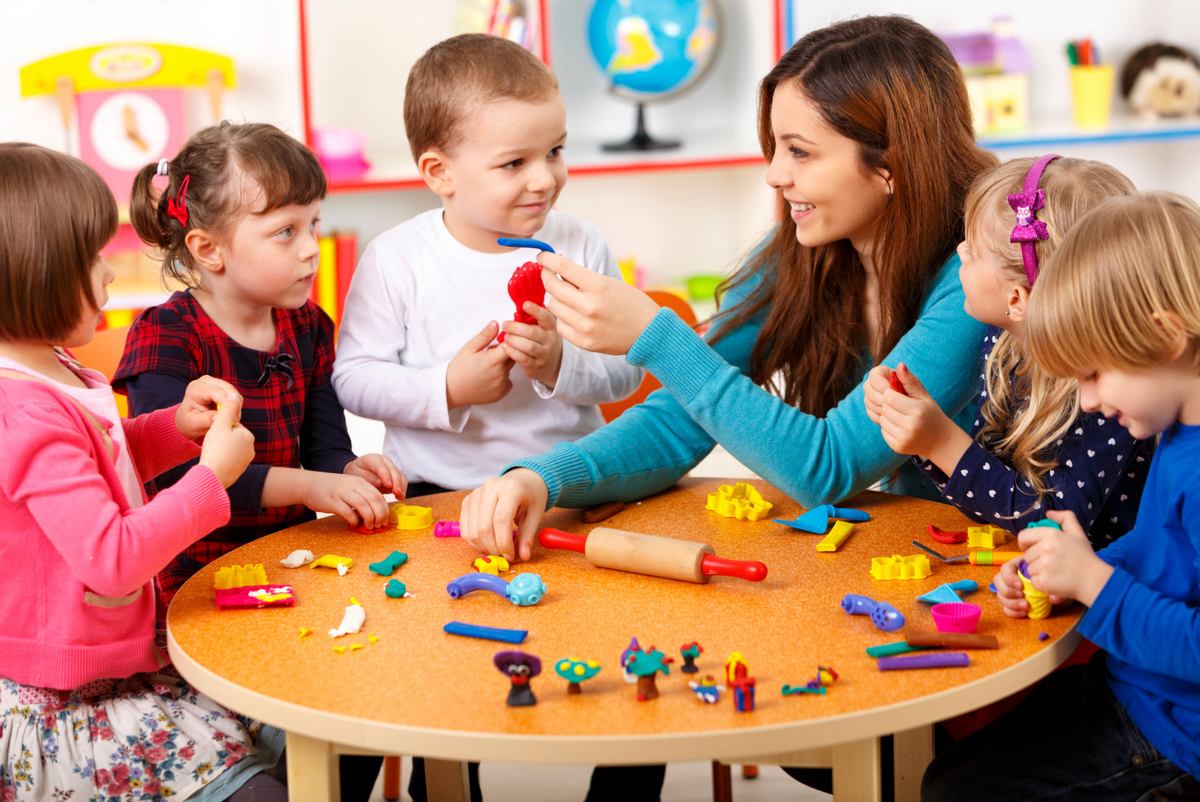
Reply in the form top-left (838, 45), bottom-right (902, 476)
top-left (497, 237), bottom-right (555, 253)
top-left (775, 505), bottom-right (870, 534)
top-left (911, 540), bottom-right (968, 563)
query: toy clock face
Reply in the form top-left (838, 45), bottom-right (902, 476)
top-left (77, 88), bottom-right (186, 206)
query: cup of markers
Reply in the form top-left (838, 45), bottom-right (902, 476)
top-left (1068, 38), bottom-right (1114, 129)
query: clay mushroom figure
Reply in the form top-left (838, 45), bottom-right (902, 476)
top-left (554, 657), bottom-right (601, 694)
top-left (494, 650), bottom-right (542, 707)
top-left (624, 646), bottom-right (671, 701)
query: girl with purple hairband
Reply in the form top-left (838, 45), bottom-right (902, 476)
top-left (864, 155), bottom-right (1153, 548)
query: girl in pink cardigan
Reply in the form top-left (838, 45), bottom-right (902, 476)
top-left (0, 144), bottom-right (286, 800)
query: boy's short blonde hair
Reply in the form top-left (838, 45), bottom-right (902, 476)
top-left (1028, 191), bottom-right (1200, 377)
top-left (403, 33), bottom-right (559, 162)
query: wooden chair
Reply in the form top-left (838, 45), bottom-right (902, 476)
top-left (599, 290), bottom-right (700, 423)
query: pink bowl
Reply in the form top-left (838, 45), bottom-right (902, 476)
top-left (931, 602), bottom-right (981, 633)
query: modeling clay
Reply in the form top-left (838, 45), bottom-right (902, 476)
top-left (349, 644), bottom-right (363, 652)
top-left (332, 646), bottom-right (346, 654)
top-left (280, 550), bottom-right (314, 568)
top-left (389, 503), bottom-right (433, 530)
top-left (1018, 561), bottom-right (1051, 620)
top-left (329, 599), bottom-right (366, 638)
top-left (384, 580), bottom-right (409, 599)
top-left (1026, 519), bottom-right (1062, 531)
top-left (816, 520), bottom-right (855, 552)
top-left (497, 262), bottom-right (546, 344)
top-left (446, 572), bottom-right (546, 606)
top-left (554, 657), bottom-right (601, 693)
top-left (584, 501), bottom-right (625, 523)
top-left (842, 594), bottom-right (906, 631)
top-left (969, 550), bottom-right (1025, 566)
top-left (474, 555), bottom-right (510, 575)
top-left (688, 675), bottom-right (725, 703)
top-left (680, 642), bottom-right (702, 674)
top-left (783, 666), bottom-right (838, 695)
top-left (916, 580), bottom-right (979, 605)
top-left (625, 646), bottom-right (672, 701)
top-left (213, 564), bottom-right (268, 589)
top-left (369, 551), bottom-right (408, 577)
top-left (349, 522), bottom-right (391, 534)
top-left (214, 584), bottom-right (294, 610)
top-left (870, 554), bottom-right (932, 580)
top-left (496, 237), bottom-right (555, 253)
top-left (706, 482), bottom-right (773, 521)
top-left (967, 525), bottom-right (1007, 549)
top-left (370, 634), bottom-right (380, 645)
top-left (495, 650), bottom-right (542, 706)
top-left (865, 640), bottom-right (926, 658)
top-left (906, 632), bottom-right (998, 649)
top-left (1038, 632), bottom-right (1049, 641)
top-left (775, 504), bottom-right (870, 534)
top-left (337, 563), bottom-right (348, 576)
top-left (928, 525), bottom-right (967, 544)
top-left (443, 621), bottom-right (527, 644)
top-left (620, 637), bottom-right (641, 684)
top-left (311, 554), bottom-right (353, 571)
top-left (877, 652), bottom-right (970, 671)
top-left (299, 628), bottom-right (312, 638)
top-left (435, 521), bottom-right (461, 537)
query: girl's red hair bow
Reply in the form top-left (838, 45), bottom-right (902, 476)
top-left (167, 175), bottom-right (190, 227)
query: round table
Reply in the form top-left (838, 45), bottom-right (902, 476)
top-left (167, 479), bottom-right (1081, 801)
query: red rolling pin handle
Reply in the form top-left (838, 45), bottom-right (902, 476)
top-left (701, 554), bottom-right (768, 582)
top-left (537, 527), bottom-right (588, 554)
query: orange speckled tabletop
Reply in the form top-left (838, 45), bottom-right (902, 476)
top-left (167, 479), bottom-right (1080, 767)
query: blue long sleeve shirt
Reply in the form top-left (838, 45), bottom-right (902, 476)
top-left (1080, 421), bottom-right (1200, 778)
top-left (915, 326), bottom-right (1154, 549)
top-left (508, 253), bottom-right (986, 509)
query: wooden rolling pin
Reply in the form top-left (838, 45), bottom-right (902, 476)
top-left (537, 527), bottom-right (768, 583)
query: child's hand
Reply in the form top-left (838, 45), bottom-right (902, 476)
top-left (446, 321), bottom-right (515, 410)
top-left (176, 376), bottom-right (240, 440)
top-left (501, 302), bottom-right (564, 387)
top-left (537, 252), bottom-right (660, 356)
top-left (344, 453), bottom-right (408, 498)
top-left (198, 393), bottom-right (256, 488)
top-left (863, 365), bottom-right (892, 424)
top-left (1019, 510), bottom-right (1114, 607)
top-left (996, 561), bottom-right (1030, 618)
top-left (302, 473), bottom-right (391, 529)
top-left (459, 468), bottom-right (549, 562)
top-left (877, 363), bottom-right (955, 455)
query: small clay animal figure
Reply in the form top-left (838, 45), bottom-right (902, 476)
top-left (494, 650), bottom-right (542, 707)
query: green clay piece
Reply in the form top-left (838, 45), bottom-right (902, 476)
top-left (866, 641), bottom-right (927, 658)
top-left (385, 579), bottom-right (407, 598)
top-left (1027, 519), bottom-right (1062, 531)
top-left (370, 551), bottom-right (408, 577)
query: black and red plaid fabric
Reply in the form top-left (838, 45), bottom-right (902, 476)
top-left (114, 291), bottom-right (355, 596)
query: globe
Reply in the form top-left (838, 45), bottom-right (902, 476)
top-left (586, 0), bottom-right (721, 151)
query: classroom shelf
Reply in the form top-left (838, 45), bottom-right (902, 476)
top-left (325, 130), bottom-right (766, 194)
top-left (980, 112), bottom-right (1200, 149)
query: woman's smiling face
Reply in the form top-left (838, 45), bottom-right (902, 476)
top-left (764, 82), bottom-right (892, 255)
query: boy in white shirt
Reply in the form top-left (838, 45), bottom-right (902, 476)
top-left (333, 34), bottom-right (644, 495)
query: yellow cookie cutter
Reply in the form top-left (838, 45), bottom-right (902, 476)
top-left (869, 554), bottom-right (932, 580)
top-left (389, 503), bottom-right (433, 530)
top-left (967, 525), bottom-right (1008, 549)
top-left (706, 482), bottom-right (773, 522)
top-left (213, 564), bottom-right (267, 589)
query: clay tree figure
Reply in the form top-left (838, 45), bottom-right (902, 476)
top-left (554, 657), bottom-right (602, 694)
top-left (620, 636), bottom-right (641, 684)
top-left (679, 642), bottom-right (703, 674)
top-left (494, 650), bottom-right (542, 707)
top-left (625, 646), bottom-right (671, 701)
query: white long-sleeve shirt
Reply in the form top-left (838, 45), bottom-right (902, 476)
top-left (332, 209), bottom-right (644, 489)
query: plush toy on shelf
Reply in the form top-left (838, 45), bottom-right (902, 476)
top-left (1121, 43), bottom-right (1200, 119)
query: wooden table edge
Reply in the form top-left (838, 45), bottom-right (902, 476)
top-left (168, 624), bottom-right (1080, 765)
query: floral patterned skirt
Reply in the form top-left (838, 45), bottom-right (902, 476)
top-left (0, 672), bottom-right (272, 801)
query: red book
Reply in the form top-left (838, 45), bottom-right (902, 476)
top-left (335, 231), bottom-right (357, 322)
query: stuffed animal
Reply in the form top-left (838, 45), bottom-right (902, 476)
top-left (1121, 43), bottom-right (1200, 118)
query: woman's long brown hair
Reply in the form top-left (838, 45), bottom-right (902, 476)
top-left (710, 16), bottom-right (997, 416)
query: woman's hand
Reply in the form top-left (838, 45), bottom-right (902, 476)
top-left (863, 365), bottom-right (891, 424)
top-left (344, 453), bottom-right (408, 499)
top-left (1019, 510), bottom-right (1114, 607)
top-left (459, 468), bottom-right (550, 561)
top-left (536, 252), bottom-right (661, 355)
top-left (501, 301), bottom-right (564, 387)
top-left (176, 375), bottom-right (240, 440)
top-left (877, 363), bottom-right (973, 472)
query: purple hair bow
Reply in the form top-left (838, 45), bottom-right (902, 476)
top-left (1007, 155), bottom-right (1061, 286)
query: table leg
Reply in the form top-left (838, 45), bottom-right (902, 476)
top-left (831, 737), bottom-right (880, 802)
top-left (286, 731), bottom-right (339, 802)
top-left (711, 760), bottom-right (732, 802)
top-left (425, 758), bottom-right (469, 802)
top-left (893, 725), bottom-right (934, 802)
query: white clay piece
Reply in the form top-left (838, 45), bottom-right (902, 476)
top-left (329, 603), bottom-right (366, 638)
top-left (280, 550), bottom-right (314, 568)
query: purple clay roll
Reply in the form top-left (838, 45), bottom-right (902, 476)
top-left (877, 652), bottom-right (971, 671)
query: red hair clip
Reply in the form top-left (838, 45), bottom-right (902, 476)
top-left (167, 174), bottom-right (190, 227)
